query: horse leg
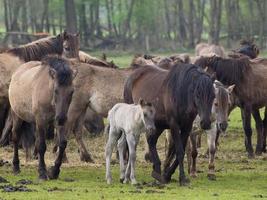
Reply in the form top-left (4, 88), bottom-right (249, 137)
top-left (252, 109), bottom-right (263, 155)
top-left (241, 106), bottom-right (254, 158)
top-left (262, 107), bottom-right (267, 152)
top-left (117, 134), bottom-right (126, 183)
top-left (146, 128), bottom-right (164, 183)
top-left (105, 126), bottom-right (118, 184)
top-left (189, 132), bottom-right (198, 178)
top-left (206, 125), bottom-right (217, 180)
top-left (35, 120), bottom-right (48, 180)
top-left (163, 122), bottom-right (190, 186)
top-left (0, 109), bottom-right (13, 146)
top-left (47, 125), bottom-right (67, 179)
top-left (124, 133), bottom-right (137, 185)
top-left (0, 100), bottom-right (9, 135)
top-left (11, 111), bottom-right (23, 174)
top-left (163, 130), bottom-right (176, 173)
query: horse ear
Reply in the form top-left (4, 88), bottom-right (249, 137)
top-left (227, 84), bottom-right (235, 93)
top-left (72, 68), bottom-right (78, 80)
top-left (63, 30), bottom-right (68, 39)
top-left (138, 98), bottom-right (145, 106)
top-left (49, 68), bottom-right (56, 79)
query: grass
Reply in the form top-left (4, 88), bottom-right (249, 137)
top-left (1, 53), bottom-right (267, 200)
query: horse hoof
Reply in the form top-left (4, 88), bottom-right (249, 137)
top-left (190, 172), bottom-right (198, 178)
top-left (131, 179), bottom-right (138, 185)
top-left (162, 174), bottom-right (171, 184)
top-left (119, 178), bottom-right (124, 183)
top-left (123, 178), bottom-right (130, 184)
top-left (39, 174), bottom-right (48, 181)
top-left (107, 179), bottom-right (112, 185)
top-left (152, 171), bottom-right (164, 183)
top-left (248, 152), bottom-right (255, 159)
top-left (13, 168), bottom-right (20, 175)
top-left (179, 177), bottom-right (190, 186)
top-left (207, 174), bottom-right (216, 181)
top-left (144, 153), bottom-right (152, 163)
top-left (47, 166), bottom-right (60, 180)
top-left (80, 154), bottom-right (94, 163)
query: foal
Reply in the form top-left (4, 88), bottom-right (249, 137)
top-left (105, 99), bottom-right (155, 184)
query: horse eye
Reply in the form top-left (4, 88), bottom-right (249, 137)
top-left (65, 47), bottom-right (70, 51)
top-left (214, 102), bottom-right (218, 106)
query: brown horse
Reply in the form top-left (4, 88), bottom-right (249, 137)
top-left (0, 31), bottom-right (79, 135)
top-left (9, 56), bottom-right (76, 180)
top-left (124, 63), bottom-right (215, 185)
top-left (195, 56), bottom-right (267, 158)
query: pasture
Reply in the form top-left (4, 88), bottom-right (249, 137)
top-left (1, 53), bottom-right (267, 200)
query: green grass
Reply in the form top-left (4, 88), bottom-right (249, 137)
top-left (1, 109), bottom-right (267, 200)
top-left (2, 53), bottom-right (267, 199)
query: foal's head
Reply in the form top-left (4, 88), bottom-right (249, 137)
top-left (213, 81), bottom-right (235, 132)
top-left (62, 30), bottom-right (80, 59)
top-left (44, 56), bottom-right (77, 126)
top-left (138, 99), bottom-right (156, 132)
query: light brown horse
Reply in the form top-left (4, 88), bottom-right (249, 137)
top-left (195, 42), bottom-right (225, 58)
top-left (9, 56), bottom-right (76, 180)
top-left (64, 61), bottom-right (140, 162)
top-left (0, 31), bottom-right (79, 135)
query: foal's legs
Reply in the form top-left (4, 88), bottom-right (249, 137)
top-left (35, 119), bottom-right (48, 180)
top-left (0, 109), bottom-right (12, 146)
top-left (48, 125), bottom-right (67, 179)
top-left (105, 126), bottom-right (118, 184)
top-left (206, 125), bottom-right (217, 180)
top-left (11, 111), bottom-right (23, 174)
top-left (117, 133), bottom-right (127, 183)
top-left (241, 106), bottom-right (254, 158)
top-left (163, 130), bottom-right (176, 172)
top-left (124, 133), bottom-right (138, 185)
top-left (262, 108), bottom-right (267, 152)
top-left (252, 109), bottom-right (263, 155)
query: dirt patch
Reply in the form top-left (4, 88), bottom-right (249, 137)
top-left (16, 179), bottom-right (33, 185)
top-left (141, 181), bottom-right (165, 189)
top-left (129, 190), bottom-right (142, 194)
top-left (145, 189), bottom-right (165, 194)
top-left (63, 177), bottom-right (75, 182)
top-left (0, 184), bottom-right (35, 192)
top-left (46, 186), bottom-right (73, 192)
top-left (239, 167), bottom-right (255, 171)
top-left (0, 176), bottom-right (8, 183)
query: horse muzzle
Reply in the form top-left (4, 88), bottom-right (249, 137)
top-left (218, 121), bottom-right (228, 132)
top-left (200, 120), bottom-right (211, 130)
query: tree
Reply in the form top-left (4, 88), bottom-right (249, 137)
top-left (64, 0), bottom-right (77, 33)
top-left (209, 0), bottom-right (222, 44)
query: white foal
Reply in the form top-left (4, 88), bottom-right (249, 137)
top-left (105, 99), bottom-right (155, 185)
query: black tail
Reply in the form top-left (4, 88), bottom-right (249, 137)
top-left (123, 77), bottom-right (134, 104)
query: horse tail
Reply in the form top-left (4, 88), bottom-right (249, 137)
top-left (123, 78), bottom-right (134, 104)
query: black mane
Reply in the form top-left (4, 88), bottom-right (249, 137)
top-left (42, 56), bottom-right (73, 86)
top-left (165, 63), bottom-right (214, 112)
top-left (195, 56), bottom-right (251, 86)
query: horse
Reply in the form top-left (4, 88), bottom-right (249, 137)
top-left (105, 99), bottom-right (156, 185)
top-left (164, 80), bottom-right (234, 180)
top-left (124, 63), bottom-right (215, 185)
top-left (0, 31), bottom-right (79, 137)
top-left (194, 56), bottom-right (267, 158)
top-left (9, 56), bottom-right (76, 180)
top-left (195, 42), bottom-right (225, 58)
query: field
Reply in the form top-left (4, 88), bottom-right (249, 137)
top-left (1, 53), bottom-right (267, 200)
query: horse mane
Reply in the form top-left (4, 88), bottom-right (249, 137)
top-left (165, 63), bottom-right (214, 112)
top-left (42, 56), bottom-right (72, 86)
top-left (7, 35), bottom-right (64, 62)
top-left (195, 56), bottom-right (251, 86)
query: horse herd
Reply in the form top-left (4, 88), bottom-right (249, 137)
top-left (0, 32), bottom-right (265, 186)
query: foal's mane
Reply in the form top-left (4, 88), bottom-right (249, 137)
top-left (195, 56), bottom-right (251, 86)
top-left (7, 35), bottom-right (64, 62)
top-left (42, 56), bottom-right (72, 86)
top-left (165, 63), bottom-right (214, 111)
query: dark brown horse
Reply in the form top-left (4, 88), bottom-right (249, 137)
top-left (124, 63), bottom-right (215, 185)
top-left (9, 56), bottom-right (76, 180)
top-left (195, 56), bottom-right (267, 158)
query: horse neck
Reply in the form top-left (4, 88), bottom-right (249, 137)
top-left (133, 105), bottom-right (145, 129)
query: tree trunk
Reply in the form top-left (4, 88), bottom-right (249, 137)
top-left (64, 0), bottom-right (77, 33)
top-left (3, 0), bottom-right (9, 31)
top-left (188, 0), bottom-right (195, 48)
top-left (177, 0), bottom-right (187, 47)
top-left (209, 0), bottom-right (222, 44)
